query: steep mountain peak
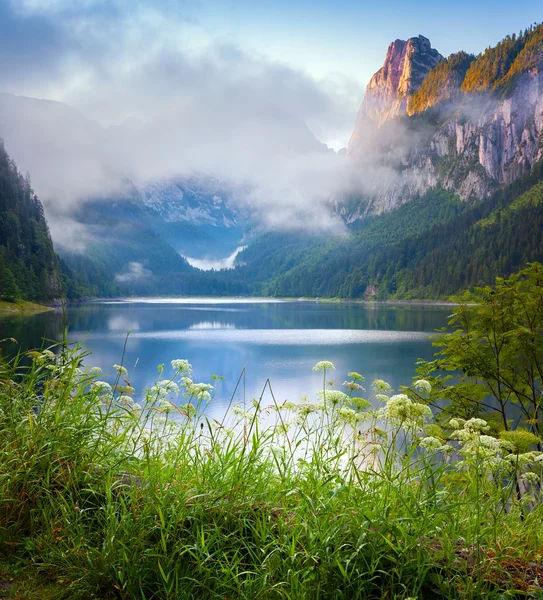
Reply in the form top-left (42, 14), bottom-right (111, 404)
top-left (347, 35), bottom-right (443, 157)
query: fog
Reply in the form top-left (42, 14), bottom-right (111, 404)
top-left (0, 0), bottom-right (412, 246)
top-left (184, 247), bottom-right (248, 271)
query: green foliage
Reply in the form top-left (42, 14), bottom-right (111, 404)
top-left (0, 268), bottom-right (21, 302)
top-left (409, 51), bottom-right (476, 114)
top-left (0, 141), bottom-right (62, 301)
top-left (500, 430), bottom-right (542, 454)
top-left (419, 264), bottom-right (543, 436)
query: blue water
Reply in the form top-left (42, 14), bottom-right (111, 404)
top-left (0, 299), bottom-right (451, 420)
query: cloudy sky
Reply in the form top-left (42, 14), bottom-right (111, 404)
top-left (2, 0), bottom-right (541, 148)
top-left (0, 0), bottom-right (541, 245)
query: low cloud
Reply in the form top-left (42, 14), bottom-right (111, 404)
top-left (115, 262), bottom-right (152, 283)
top-left (183, 246), bottom-right (248, 271)
top-left (0, 0), bottom-right (409, 239)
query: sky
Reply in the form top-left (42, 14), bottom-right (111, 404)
top-left (0, 0), bottom-right (542, 247)
top-left (2, 0), bottom-right (542, 147)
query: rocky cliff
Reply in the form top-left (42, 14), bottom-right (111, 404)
top-left (346, 25), bottom-right (543, 213)
top-left (346, 35), bottom-right (443, 158)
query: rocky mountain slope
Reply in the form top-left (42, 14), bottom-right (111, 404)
top-left (140, 176), bottom-right (250, 259)
top-left (346, 24), bottom-right (543, 213)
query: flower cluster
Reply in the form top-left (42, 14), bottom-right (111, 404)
top-left (113, 364), bottom-right (128, 377)
top-left (372, 380), bottom-right (393, 394)
top-left (149, 380), bottom-right (179, 398)
top-left (171, 359), bottom-right (192, 376)
top-left (317, 389), bottom-right (350, 406)
top-left (312, 361), bottom-right (335, 373)
top-left (182, 378), bottom-right (213, 402)
top-left (412, 379), bottom-right (432, 394)
top-left (378, 394), bottom-right (431, 429)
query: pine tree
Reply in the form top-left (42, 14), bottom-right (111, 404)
top-left (1, 268), bottom-right (21, 302)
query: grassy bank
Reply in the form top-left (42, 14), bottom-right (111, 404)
top-left (0, 345), bottom-right (542, 600)
top-left (0, 299), bottom-right (54, 316)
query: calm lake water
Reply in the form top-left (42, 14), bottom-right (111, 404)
top-left (0, 299), bottom-right (451, 420)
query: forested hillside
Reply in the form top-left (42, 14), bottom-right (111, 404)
top-left (408, 51), bottom-right (475, 114)
top-left (0, 141), bottom-right (62, 302)
top-left (461, 23), bottom-right (543, 94)
top-left (227, 160), bottom-right (543, 299)
top-left (59, 193), bottom-right (249, 298)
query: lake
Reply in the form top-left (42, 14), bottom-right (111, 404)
top-left (0, 299), bottom-right (451, 420)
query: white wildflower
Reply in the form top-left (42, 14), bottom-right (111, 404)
top-left (171, 359), bottom-right (192, 375)
top-left (338, 406), bottom-right (358, 426)
top-left (89, 366), bottom-right (102, 374)
top-left (232, 405), bottom-right (252, 419)
top-left (312, 361), bottom-right (335, 372)
top-left (317, 390), bottom-right (350, 406)
top-left (375, 393), bottom-right (390, 404)
top-left (378, 394), bottom-right (431, 429)
top-left (372, 380), bottom-right (393, 394)
top-left (93, 381), bottom-right (112, 392)
top-left (419, 436), bottom-right (445, 451)
top-left (157, 399), bottom-right (175, 413)
top-left (184, 381), bottom-right (213, 401)
top-left (464, 418), bottom-right (489, 433)
top-left (113, 364), bottom-right (128, 377)
top-left (413, 379), bottom-right (432, 393)
top-left (114, 384), bottom-right (135, 395)
top-left (448, 418), bottom-right (464, 430)
top-left (343, 381), bottom-right (366, 393)
top-left (520, 471), bottom-right (540, 486)
top-left (274, 422), bottom-right (291, 435)
top-left (150, 380), bottom-right (179, 397)
top-left (505, 451), bottom-right (543, 469)
top-left (180, 403), bottom-right (196, 418)
top-left (118, 395), bottom-right (135, 407)
top-left (296, 402), bottom-right (321, 416)
top-left (348, 372), bottom-right (365, 382)
top-left (149, 385), bottom-right (168, 398)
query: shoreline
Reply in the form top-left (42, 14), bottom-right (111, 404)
top-left (79, 295), bottom-right (459, 307)
top-left (0, 299), bottom-right (55, 316)
top-left (0, 295), bottom-right (458, 316)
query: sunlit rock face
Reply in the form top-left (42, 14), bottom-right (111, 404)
top-left (347, 36), bottom-right (443, 158)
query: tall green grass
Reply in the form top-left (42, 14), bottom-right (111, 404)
top-left (0, 345), bottom-right (542, 599)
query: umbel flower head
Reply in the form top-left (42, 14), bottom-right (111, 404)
top-left (419, 436), bottom-right (453, 454)
top-left (113, 364), bottom-right (128, 377)
top-left (378, 394), bottom-right (431, 429)
top-left (171, 359), bottom-right (192, 376)
top-left (317, 389), bottom-right (350, 406)
top-left (313, 361), bottom-right (335, 373)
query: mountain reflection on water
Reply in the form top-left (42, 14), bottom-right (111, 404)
top-left (0, 299), bottom-right (451, 421)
